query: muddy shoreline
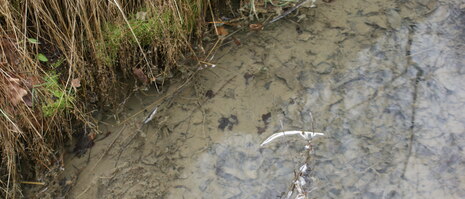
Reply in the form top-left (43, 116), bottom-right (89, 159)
top-left (53, 0), bottom-right (465, 198)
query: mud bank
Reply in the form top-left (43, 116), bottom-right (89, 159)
top-left (58, 0), bottom-right (465, 198)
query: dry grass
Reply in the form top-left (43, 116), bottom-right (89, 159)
top-left (0, 0), bottom-right (207, 197)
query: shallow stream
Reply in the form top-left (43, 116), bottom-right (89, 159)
top-left (62, 0), bottom-right (465, 198)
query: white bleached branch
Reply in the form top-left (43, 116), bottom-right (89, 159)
top-left (143, 107), bottom-right (158, 124)
top-left (260, 130), bottom-right (324, 147)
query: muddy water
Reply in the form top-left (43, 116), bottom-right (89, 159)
top-left (62, 0), bottom-right (465, 198)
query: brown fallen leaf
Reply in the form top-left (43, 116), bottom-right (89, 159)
top-left (216, 26), bottom-right (229, 36)
top-left (88, 132), bottom-right (96, 141)
top-left (7, 77), bottom-right (28, 106)
top-left (71, 78), bottom-right (81, 88)
top-left (132, 68), bottom-right (148, 84)
top-left (249, 23), bottom-right (264, 31)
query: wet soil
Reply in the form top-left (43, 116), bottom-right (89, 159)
top-left (59, 0), bottom-right (465, 198)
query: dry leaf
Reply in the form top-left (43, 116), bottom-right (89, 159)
top-left (132, 68), bottom-right (148, 84)
top-left (7, 78), bottom-right (28, 106)
top-left (216, 26), bottom-right (229, 36)
top-left (88, 132), bottom-right (96, 141)
top-left (249, 23), bottom-right (264, 31)
top-left (71, 78), bottom-right (81, 88)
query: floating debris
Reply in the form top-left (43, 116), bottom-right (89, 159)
top-left (261, 128), bottom-right (323, 198)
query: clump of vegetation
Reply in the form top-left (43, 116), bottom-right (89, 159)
top-left (40, 72), bottom-right (75, 117)
top-left (0, 0), bottom-right (207, 197)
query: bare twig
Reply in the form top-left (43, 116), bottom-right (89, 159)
top-left (262, 111), bottom-right (323, 199)
top-left (18, 181), bottom-right (45, 186)
top-left (143, 107), bottom-right (158, 124)
top-left (260, 130), bottom-right (324, 147)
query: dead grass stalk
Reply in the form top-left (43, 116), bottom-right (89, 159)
top-left (0, 0), bottom-right (207, 197)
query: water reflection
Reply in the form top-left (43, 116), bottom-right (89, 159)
top-left (166, 0), bottom-right (465, 198)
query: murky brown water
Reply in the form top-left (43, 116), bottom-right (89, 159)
top-left (61, 0), bottom-right (465, 198)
